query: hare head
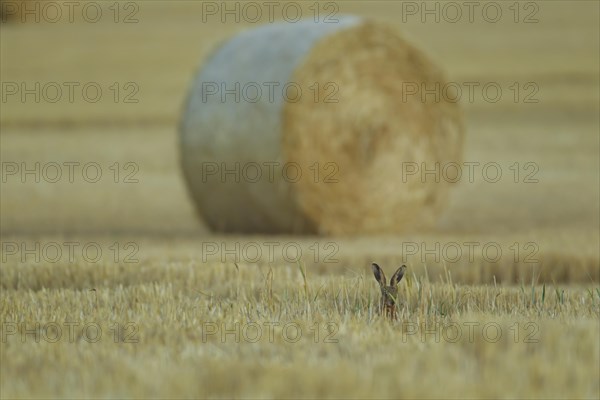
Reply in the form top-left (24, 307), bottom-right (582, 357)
top-left (371, 263), bottom-right (406, 320)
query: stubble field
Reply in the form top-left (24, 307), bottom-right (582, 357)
top-left (1, 1), bottom-right (599, 398)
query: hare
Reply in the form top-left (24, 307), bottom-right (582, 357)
top-left (371, 263), bottom-right (407, 320)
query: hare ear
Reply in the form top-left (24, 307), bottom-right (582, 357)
top-left (371, 263), bottom-right (387, 286)
top-left (391, 265), bottom-right (407, 286)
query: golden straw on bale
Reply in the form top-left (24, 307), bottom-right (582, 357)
top-left (180, 17), bottom-right (464, 234)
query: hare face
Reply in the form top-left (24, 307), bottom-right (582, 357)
top-left (372, 263), bottom-right (406, 320)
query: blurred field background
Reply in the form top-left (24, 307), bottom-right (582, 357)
top-left (1, 1), bottom-right (598, 235)
top-left (1, 0), bottom-right (598, 279)
top-left (1, 0), bottom-right (599, 398)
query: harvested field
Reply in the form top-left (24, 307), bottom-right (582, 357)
top-left (0, 1), bottom-right (598, 398)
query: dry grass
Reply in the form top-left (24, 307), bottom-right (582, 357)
top-left (1, 1), bottom-right (599, 398)
top-left (1, 257), bottom-right (599, 399)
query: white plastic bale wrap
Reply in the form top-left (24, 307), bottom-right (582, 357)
top-left (180, 17), bottom-right (464, 234)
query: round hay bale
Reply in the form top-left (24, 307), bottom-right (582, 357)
top-left (180, 17), bottom-right (464, 235)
